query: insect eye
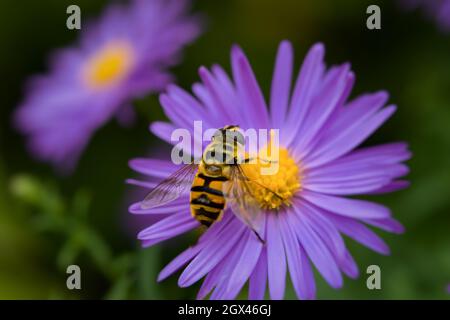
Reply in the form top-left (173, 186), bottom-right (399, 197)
top-left (224, 131), bottom-right (244, 146)
top-left (205, 150), bottom-right (216, 163)
top-left (212, 130), bottom-right (222, 141)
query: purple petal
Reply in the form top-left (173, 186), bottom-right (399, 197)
top-left (160, 92), bottom-right (201, 129)
top-left (292, 64), bottom-right (352, 153)
top-left (197, 268), bottom-right (219, 300)
top-left (150, 121), bottom-right (180, 145)
top-left (291, 207), bottom-right (343, 288)
top-left (297, 200), bottom-right (359, 278)
top-left (211, 64), bottom-right (243, 125)
top-left (298, 201), bottom-right (347, 260)
top-left (158, 212), bottom-right (234, 283)
top-left (305, 105), bottom-right (397, 168)
top-left (211, 230), bottom-right (259, 300)
top-left (138, 212), bottom-right (199, 241)
top-left (178, 217), bottom-right (245, 287)
top-left (367, 180), bottom-right (411, 194)
top-left (248, 248), bottom-right (268, 300)
top-left (231, 45), bottom-right (269, 128)
top-left (198, 67), bottom-right (237, 126)
top-left (338, 251), bottom-right (359, 279)
top-left (270, 40), bottom-right (293, 128)
top-left (306, 162), bottom-right (409, 182)
top-left (266, 214), bottom-right (287, 299)
top-left (362, 217), bottom-right (405, 234)
top-left (284, 43), bottom-right (325, 145)
top-left (197, 227), bottom-right (247, 300)
top-left (307, 91), bottom-right (389, 155)
top-left (226, 226), bottom-right (264, 296)
top-left (129, 158), bottom-right (177, 178)
top-left (158, 243), bottom-right (206, 282)
top-left (303, 177), bottom-right (391, 195)
top-left (165, 84), bottom-right (205, 119)
top-left (326, 213), bottom-right (391, 255)
top-left (327, 142), bottom-right (411, 166)
top-left (279, 212), bottom-right (316, 299)
top-left (191, 83), bottom-right (219, 124)
top-left (150, 121), bottom-right (201, 158)
top-left (301, 190), bottom-right (391, 219)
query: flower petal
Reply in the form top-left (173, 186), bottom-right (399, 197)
top-left (158, 244), bottom-right (206, 282)
top-left (284, 43), bottom-right (325, 145)
top-left (266, 214), bottom-right (287, 299)
top-left (158, 212), bottom-right (235, 282)
top-left (210, 230), bottom-right (257, 300)
top-left (279, 212), bottom-right (316, 299)
top-left (367, 180), bottom-right (411, 194)
top-left (138, 212), bottom-right (199, 241)
top-left (226, 224), bottom-right (264, 296)
top-left (305, 105), bottom-right (397, 168)
top-left (231, 45), bottom-right (269, 128)
top-left (362, 217), bottom-right (405, 234)
top-left (270, 40), bottom-right (293, 128)
top-left (326, 213), bottom-right (390, 255)
top-left (248, 247), bottom-right (268, 300)
top-left (292, 207), bottom-right (343, 288)
top-left (129, 158), bottom-right (177, 178)
top-left (301, 190), bottom-right (391, 219)
top-left (178, 217), bottom-right (246, 287)
top-left (298, 201), bottom-right (359, 278)
top-left (292, 64), bottom-right (352, 153)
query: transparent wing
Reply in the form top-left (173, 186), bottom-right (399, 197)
top-left (224, 165), bottom-right (284, 242)
top-left (140, 163), bottom-right (198, 209)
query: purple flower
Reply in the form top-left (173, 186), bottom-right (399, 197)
top-left (399, 0), bottom-right (450, 32)
top-left (15, 0), bottom-right (201, 172)
top-left (128, 41), bottom-right (411, 299)
top-left (447, 284), bottom-right (450, 294)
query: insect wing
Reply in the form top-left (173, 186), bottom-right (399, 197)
top-left (223, 166), bottom-right (266, 239)
top-left (140, 163), bottom-right (198, 209)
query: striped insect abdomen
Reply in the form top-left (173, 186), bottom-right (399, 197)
top-left (190, 172), bottom-right (227, 227)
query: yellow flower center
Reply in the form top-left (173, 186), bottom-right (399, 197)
top-left (241, 147), bottom-right (301, 211)
top-left (82, 41), bottom-right (134, 90)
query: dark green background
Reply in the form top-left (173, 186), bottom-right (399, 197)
top-left (0, 0), bottom-right (449, 299)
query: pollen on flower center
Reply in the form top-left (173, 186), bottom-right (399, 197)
top-left (241, 147), bottom-right (301, 211)
top-left (83, 41), bottom-right (134, 89)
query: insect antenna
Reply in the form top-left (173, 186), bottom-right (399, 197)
top-left (253, 230), bottom-right (265, 244)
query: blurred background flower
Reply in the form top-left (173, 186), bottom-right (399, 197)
top-left (1, 0), bottom-right (450, 299)
top-left (13, 0), bottom-right (201, 172)
top-left (398, 0), bottom-right (450, 32)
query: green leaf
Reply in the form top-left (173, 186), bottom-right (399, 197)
top-left (138, 247), bottom-right (162, 299)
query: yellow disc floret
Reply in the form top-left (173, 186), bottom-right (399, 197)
top-left (242, 147), bottom-right (301, 211)
top-left (83, 41), bottom-right (134, 90)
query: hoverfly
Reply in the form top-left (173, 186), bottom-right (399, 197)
top-left (140, 125), bottom-right (283, 242)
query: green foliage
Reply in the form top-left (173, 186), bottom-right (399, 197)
top-left (9, 175), bottom-right (162, 299)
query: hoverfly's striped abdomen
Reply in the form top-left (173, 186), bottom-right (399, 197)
top-left (190, 173), bottom-right (228, 227)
